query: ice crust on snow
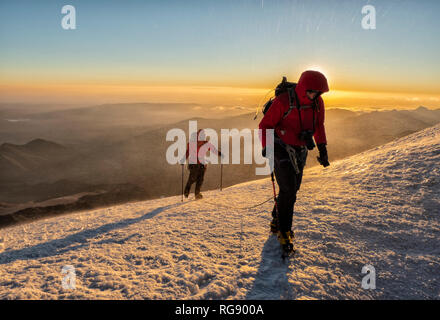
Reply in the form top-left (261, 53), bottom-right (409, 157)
top-left (0, 124), bottom-right (439, 299)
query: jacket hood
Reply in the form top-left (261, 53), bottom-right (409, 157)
top-left (296, 70), bottom-right (329, 100)
top-left (190, 129), bottom-right (207, 142)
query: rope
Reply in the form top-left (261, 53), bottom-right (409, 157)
top-left (180, 181), bottom-right (276, 262)
top-left (199, 194), bottom-right (275, 261)
top-left (254, 88), bottom-right (275, 120)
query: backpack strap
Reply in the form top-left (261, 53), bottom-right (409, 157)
top-left (282, 84), bottom-right (301, 119)
top-left (275, 80), bottom-right (317, 134)
top-left (282, 85), bottom-right (295, 119)
top-left (283, 85), bottom-right (318, 133)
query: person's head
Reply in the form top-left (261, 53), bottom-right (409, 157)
top-left (296, 70), bottom-right (329, 102)
top-left (197, 129), bottom-right (206, 141)
top-left (190, 129), bottom-right (205, 142)
top-left (306, 90), bottom-right (321, 101)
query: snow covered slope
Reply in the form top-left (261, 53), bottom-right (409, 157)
top-left (0, 124), bottom-right (439, 299)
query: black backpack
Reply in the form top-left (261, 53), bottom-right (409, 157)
top-left (259, 76), bottom-right (320, 138)
top-left (261, 76), bottom-right (301, 120)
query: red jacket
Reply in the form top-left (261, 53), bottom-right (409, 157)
top-left (186, 140), bottom-right (221, 164)
top-left (259, 70), bottom-right (329, 148)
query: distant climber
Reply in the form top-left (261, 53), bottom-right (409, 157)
top-left (181, 129), bottom-right (222, 200)
top-left (259, 70), bottom-right (330, 255)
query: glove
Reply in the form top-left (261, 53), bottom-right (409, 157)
top-left (262, 147), bottom-right (266, 158)
top-left (317, 143), bottom-right (330, 167)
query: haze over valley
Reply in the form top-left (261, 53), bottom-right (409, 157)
top-left (1, 101), bottom-right (439, 227)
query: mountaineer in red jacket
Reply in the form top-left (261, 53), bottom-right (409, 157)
top-left (259, 70), bottom-right (330, 252)
top-left (182, 129), bottom-right (222, 199)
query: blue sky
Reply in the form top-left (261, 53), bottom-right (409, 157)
top-left (0, 0), bottom-right (439, 106)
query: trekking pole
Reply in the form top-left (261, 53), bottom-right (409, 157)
top-left (181, 164), bottom-right (184, 202)
top-left (270, 173), bottom-right (278, 212)
top-left (220, 163), bottom-right (223, 191)
top-left (271, 172), bottom-right (281, 232)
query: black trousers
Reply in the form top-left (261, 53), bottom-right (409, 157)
top-left (271, 143), bottom-right (307, 233)
top-left (184, 164), bottom-right (206, 195)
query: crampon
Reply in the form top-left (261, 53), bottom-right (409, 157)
top-left (277, 230), bottom-right (296, 259)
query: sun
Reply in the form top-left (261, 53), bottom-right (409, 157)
top-left (304, 65), bottom-right (331, 82)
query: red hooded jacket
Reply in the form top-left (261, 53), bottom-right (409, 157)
top-left (259, 70), bottom-right (329, 148)
top-left (185, 129), bottom-right (221, 164)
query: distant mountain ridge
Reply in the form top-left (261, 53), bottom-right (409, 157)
top-left (1, 107), bottom-right (440, 208)
top-left (0, 138), bottom-right (73, 177)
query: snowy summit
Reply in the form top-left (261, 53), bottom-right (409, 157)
top-left (0, 124), bottom-right (439, 299)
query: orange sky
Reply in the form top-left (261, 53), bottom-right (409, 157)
top-left (1, 1), bottom-right (439, 111)
top-left (1, 61), bottom-right (439, 110)
top-left (1, 79), bottom-right (439, 112)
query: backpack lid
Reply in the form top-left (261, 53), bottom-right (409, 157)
top-left (275, 76), bottom-right (297, 97)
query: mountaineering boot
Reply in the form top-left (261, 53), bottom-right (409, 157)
top-left (270, 217), bottom-right (278, 234)
top-left (290, 229), bottom-right (295, 240)
top-left (277, 230), bottom-right (294, 254)
top-left (195, 193), bottom-right (203, 200)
